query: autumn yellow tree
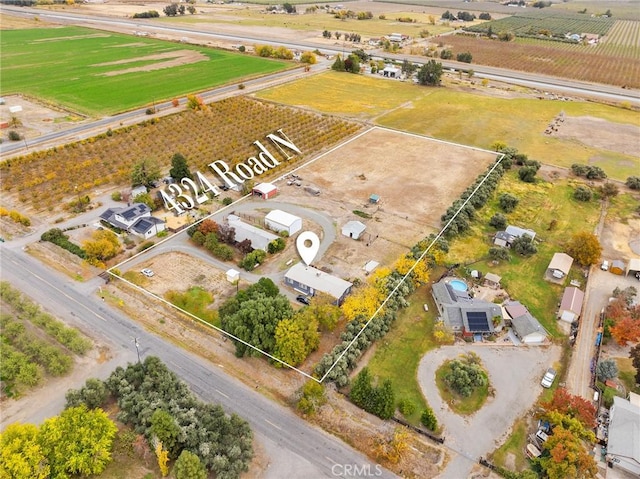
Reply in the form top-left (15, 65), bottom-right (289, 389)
top-left (302, 293), bottom-right (342, 331)
top-left (274, 314), bottom-right (319, 366)
top-left (0, 423), bottom-right (49, 479)
top-left (83, 230), bottom-right (121, 262)
top-left (394, 254), bottom-right (430, 287)
top-left (373, 427), bottom-right (410, 464)
top-left (154, 440), bottom-right (169, 477)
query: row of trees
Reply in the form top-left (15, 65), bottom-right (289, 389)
top-left (66, 356), bottom-right (253, 478)
top-left (1, 405), bottom-right (117, 478)
top-left (350, 368), bottom-right (395, 419)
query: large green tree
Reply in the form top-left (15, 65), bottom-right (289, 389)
top-left (169, 153), bottom-right (193, 181)
top-left (417, 60), bottom-right (443, 85)
top-left (274, 315), bottom-right (319, 366)
top-left (172, 450), bottom-right (207, 479)
top-left (131, 158), bottom-right (161, 188)
top-left (0, 423), bottom-right (50, 479)
top-left (565, 231), bottom-right (602, 266)
top-left (38, 405), bottom-right (117, 478)
top-left (221, 294), bottom-right (294, 357)
top-left (151, 409), bottom-right (181, 459)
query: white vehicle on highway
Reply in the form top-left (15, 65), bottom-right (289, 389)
top-left (540, 368), bottom-right (557, 388)
top-left (141, 268), bottom-right (154, 277)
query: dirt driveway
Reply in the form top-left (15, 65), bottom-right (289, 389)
top-left (417, 344), bottom-right (561, 479)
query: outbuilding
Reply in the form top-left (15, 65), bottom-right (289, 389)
top-left (265, 209), bottom-right (302, 236)
top-left (226, 269), bottom-right (240, 283)
top-left (558, 286), bottom-right (584, 323)
top-left (611, 260), bottom-right (626, 275)
top-left (606, 394), bottom-right (640, 476)
top-left (546, 252), bottom-right (574, 281)
top-left (227, 214), bottom-right (278, 251)
top-left (511, 313), bottom-right (548, 344)
top-left (627, 258), bottom-right (640, 277)
top-left (342, 220), bottom-right (366, 240)
top-left (252, 182), bottom-right (278, 200)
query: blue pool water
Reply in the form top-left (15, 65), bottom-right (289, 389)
top-left (449, 279), bottom-right (468, 292)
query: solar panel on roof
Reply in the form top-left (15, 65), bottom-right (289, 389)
top-left (466, 311), bottom-right (491, 332)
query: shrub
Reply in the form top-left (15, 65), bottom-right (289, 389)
top-left (626, 176), bottom-right (640, 190)
top-left (41, 228), bottom-right (86, 258)
top-left (512, 235), bottom-right (537, 256)
top-left (420, 407), bottom-right (438, 431)
top-left (297, 380), bottom-right (327, 415)
top-left (489, 213), bottom-right (507, 229)
top-left (498, 193), bottom-right (519, 212)
top-left (240, 250), bottom-right (266, 270)
top-left (397, 398), bottom-right (416, 417)
top-left (111, 191), bottom-right (122, 201)
top-left (8, 130), bottom-right (21, 141)
top-left (574, 185), bottom-right (593, 202)
top-left (267, 237), bottom-right (286, 254)
top-left (222, 197), bottom-right (233, 206)
top-left (456, 52), bottom-right (473, 63)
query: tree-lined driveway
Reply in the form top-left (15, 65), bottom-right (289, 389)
top-left (417, 344), bottom-right (561, 478)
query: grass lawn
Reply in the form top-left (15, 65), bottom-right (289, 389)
top-left (616, 357), bottom-right (640, 395)
top-left (446, 172), bottom-right (602, 337)
top-left (366, 284), bottom-right (440, 425)
top-left (256, 73), bottom-right (639, 181)
top-left (165, 287), bottom-right (219, 327)
top-left (434, 360), bottom-right (489, 416)
top-left (0, 26), bottom-right (287, 116)
top-left (491, 418), bottom-right (528, 471)
top-left (607, 193), bottom-right (640, 224)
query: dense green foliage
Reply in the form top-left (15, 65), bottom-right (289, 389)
top-left (40, 228), bottom-right (86, 259)
top-left (443, 353), bottom-right (488, 397)
top-left (417, 60), bottom-right (443, 85)
top-left (67, 356), bottom-right (253, 479)
top-left (420, 406), bottom-right (438, 431)
top-left (349, 368), bottom-right (396, 419)
top-left (297, 380), bottom-right (327, 415)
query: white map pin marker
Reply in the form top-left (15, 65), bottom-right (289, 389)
top-left (296, 231), bottom-right (320, 266)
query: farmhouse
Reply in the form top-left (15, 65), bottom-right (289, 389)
top-left (546, 252), bottom-right (574, 280)
top-left (100, 203), bottom-right (166, 238)
top-left (265, 209), bottom-right (302, 235)
top-left (431, 278), bottom-right (501, 335)
top-left (342, 220), bottom-right (367, 240)
top-left (606, 393), bottom-right (640, 476)
top-left (284, 263), bottom-right (353, 305)
top-left (381, 66), bottom-right (401, 78)
top-left (558, 286), bottom-right (584, 323)
top-left (494, 225), bottom-right (536, 247)
top-left (252, 182), bottom-right (278, 200)
top-left (227, 214), bottom-right (278, 251)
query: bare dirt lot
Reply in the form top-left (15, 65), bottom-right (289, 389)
top-left (275, 127), bottom-right (497, 275)
top-left (551, 115), bottom-right (640, 157)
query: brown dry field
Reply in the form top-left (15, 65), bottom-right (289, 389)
top-left (275, 127), bottom-right (497, 276)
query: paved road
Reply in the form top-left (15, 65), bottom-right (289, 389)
top-left (0, 246), bottom-right (397, 478)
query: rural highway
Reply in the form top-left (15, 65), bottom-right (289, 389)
top-left (0, 244), bottom-right (397, 478)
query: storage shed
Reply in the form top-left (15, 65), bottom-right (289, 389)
top-left (558, 287), bottom-right (584, 323)
top-left (265, 209), bottom-right (302, 236)
top-left (252, 183), bottom-right (278, 200)
top-left (611, 260), bottom-right (626, 275)
top-left (341, 220), bottom-right (366, 240)
top-left (627, 258), bottom-right (640, 277)
top-left (546, 252), bottom-right (574, 280)
top-left (226, 269), bottom-right (240, 283)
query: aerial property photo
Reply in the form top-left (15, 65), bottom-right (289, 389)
top-left (1, 1), bottom-right (639, 479)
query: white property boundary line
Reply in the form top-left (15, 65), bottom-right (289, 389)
top-left (108, 127), bottom-right (504, 383)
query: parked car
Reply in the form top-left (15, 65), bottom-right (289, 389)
top-left (601, 260), bottom-right (609, 271)
top-left (541, 368), bottom-right (557, 388)
top-left (296, 295), bottom-right (310, 305)
top-left (141, 268), bottom-right (154, 277)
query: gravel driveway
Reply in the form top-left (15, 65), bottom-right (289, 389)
top-left (417, 344), bottom-right (561, 479)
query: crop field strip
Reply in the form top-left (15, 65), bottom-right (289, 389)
top-left (0, 26), bottom-right (288, 116)
top-left (441, 33), bottom-right (640, 88)
top-left (0, 96), bottom-right (363, 211)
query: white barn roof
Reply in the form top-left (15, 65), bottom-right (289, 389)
top-left (285, 263), bottom-right (352, 300)
top-left (608, 396), bottom-right (640, 475)
top-left (227, 215), bottom-right (278, 251)
top-left (342, 220), bottom-right (366, 239)
top-left (253, 182), bottom-right (277, 195)
top-left (548, 252), bottom-right (574, 275)
top-left (265, 209), bottom-right (301, 230)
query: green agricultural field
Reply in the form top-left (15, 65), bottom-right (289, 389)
top-left (0, 26), bottom-right (288, 116)
top-left (256, 72), bottom-right (639, 181)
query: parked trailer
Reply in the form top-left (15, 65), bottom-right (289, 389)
top-left (595, 331), bottom-right (603, 347)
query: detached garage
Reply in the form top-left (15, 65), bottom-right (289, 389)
top-left (265, 209), bottom-right (302, 236)
top-left (627, 258), bottom-right (640, 277)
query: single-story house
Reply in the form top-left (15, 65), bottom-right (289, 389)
top-left (227, 214), bottom-right (278, 251)
top-left (284, 263), bottom-right (353, 305)
top-left (626, 258), bottom-right (640, 277)
top-left (265, 209), bottom-right (302, 236)
top-left (100, 203), bottom-right (166, 239)
top-left (342, 220), bottom-right (366, 240)
top-left (130, 216), bottom-right (166, 240)
top-left (511, 312), bottom-right (548, 344)
top-left (252, 182), bottom-right (278, 200)
top-left (431, 278), bottom-right (501, 335)
top-left (606, 393), bottom-right (640, 476)
top-left (388, 33), bottom-right (403, 42)
top-left (558, 286), bottom-right (584, 323)
top-left (494, 225), bottom-right (536, 247)
top-left (547, 252), bottom-right (574, 280)
top-left (611, 259), bottom-right (626, 275)
top-left (484, 272), bottom-right (502, 288)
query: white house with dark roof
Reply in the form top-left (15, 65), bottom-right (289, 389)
top-left (99, 203), bottom-right (166, 239)
top-left (431, 278), bottom-right (501, 336)
top-left (284, 263), bottom-right (352, 304)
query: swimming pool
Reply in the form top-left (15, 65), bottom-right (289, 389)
top-left (449, 279), bottom-right (468, 292)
